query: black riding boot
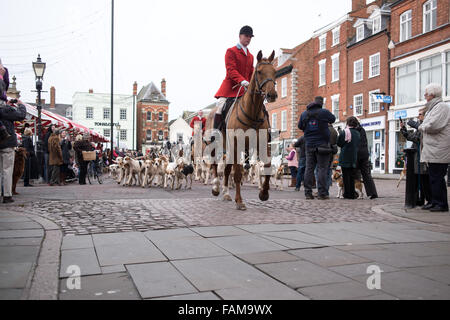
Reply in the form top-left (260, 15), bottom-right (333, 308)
top-left (213, 113), bottom-right (222, 131)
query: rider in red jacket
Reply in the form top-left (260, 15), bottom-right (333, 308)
top-left (213, 26), bottom-right (255, 130)
top-left (190, 110), bottom-right (206, 136)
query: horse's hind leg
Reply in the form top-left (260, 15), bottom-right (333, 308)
top-left (259, 163), bottom-right (271, 202)
top-left (211, 164), bottom-right (220, 196)
top-left (234, 164), bottom-right (246, 210)
top-left (222, 164), bottom-right (232, 201)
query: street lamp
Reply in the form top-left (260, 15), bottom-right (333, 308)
top-left (32, 54), bottom-right (46, 180)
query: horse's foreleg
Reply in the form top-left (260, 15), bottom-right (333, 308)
top-left (259, 163), bottom-right (271, 202)
top-left (234, 164), bottom-right (246, 210)
top-left (211, 164), bottom-right (220, 196)
top-left (222, 164), bottom-right (232, 201)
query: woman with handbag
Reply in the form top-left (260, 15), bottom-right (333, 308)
top-left (73, 134), bottom-right (92, 185)
top-left (337, 117), bottom-right (361, 199)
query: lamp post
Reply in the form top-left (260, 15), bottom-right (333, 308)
top-left (32, 54), bottom-right (46, 180)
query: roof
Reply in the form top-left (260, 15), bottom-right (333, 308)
top-left (168, 119), bottom-right (176, 127)
top-left (137, 82), bottom-right (169, 103)
top-left (29, 103), bottom-right (73, 118)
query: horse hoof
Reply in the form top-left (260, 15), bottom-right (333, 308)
top-left (259, 191), bottom-right (269, 202)
top-left (212, 189), bottom-right (220, 197)
top-left (223, 194), bottom-right (232, 201)
top-left (236, 203), bottom-right (247, 211)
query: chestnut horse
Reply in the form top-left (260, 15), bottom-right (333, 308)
top-left (205, 50), bottom-right (278, 210)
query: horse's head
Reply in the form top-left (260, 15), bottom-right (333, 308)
top-left (255, 50), bottom-right (277, 103)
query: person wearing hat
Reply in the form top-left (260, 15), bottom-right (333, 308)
top-left (213, 25), bottom-right (255, 130)
top-left (73, 133), bottom-right (93, 185)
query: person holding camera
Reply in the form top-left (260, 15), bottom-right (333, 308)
top-left (337, 117), bottom-right (361, 199)
top-left (0, 63), bottom-right (27, 203)
top-left (298, 96), bottom-right (336, 200)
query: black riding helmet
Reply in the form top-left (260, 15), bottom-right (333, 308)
top-left (239, 25), bottom-right (254, 37)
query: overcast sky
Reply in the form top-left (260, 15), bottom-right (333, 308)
top-left (2, 0), bottom-right (351, 120)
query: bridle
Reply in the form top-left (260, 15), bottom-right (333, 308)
top-left (253, 61), bottom-right (276, 96)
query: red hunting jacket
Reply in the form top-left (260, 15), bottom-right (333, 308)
top-left (190, 116), bottom-right (206, 136)
top-left (215, 45), bottom-right (254, 99)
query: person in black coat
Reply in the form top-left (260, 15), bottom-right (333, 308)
top-left (60, 130), bottom-right (72, 185)
top-left (21, 127), bottom-right (35, 187)
top-left (43, 125), bottom-right (55, 183)
top-left (354, 120), bottom-right (378, 199)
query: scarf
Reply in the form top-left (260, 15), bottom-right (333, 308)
top-left (344, 126), bottom-right (354, 143)
top-left (425, 97), bottom-right (443, 116)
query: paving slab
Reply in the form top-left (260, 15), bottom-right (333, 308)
top-left (328, 262), bottom-right (399, 278)
top-left (126, 262), bottom-right (197, 299)
top-left (0, 217), bottom-right (31, 223)
top-left (236, 251), bottom-right (299, 265)
top-left (59, 273), bottom-right (140, 300)
top-left (0, 222), bottom-right (42, 230)
top-left (258, 234), bottom-right (324, 249)
top-left (0, 262), bottom-right (33, 289)
top-left (348, 226), bottom-right (450, 243)
top-left (101, 265), bottom-right (126, 274)
top-left (208, 235), bottom-right (287, 254)
top-left (256, 260), bottom-right (349, 289)
top-left (0, 229), bottom-right (44, 239)
top-left (215, 284), bottom-right (308, 300)
top-left (352, 293), bottom-right (399, 300)
top-left (405, 265), bottom-right (450, 285)
top-left (0, 237), bottom-right (42, 247)
top-left (378, 243), bottom-right (450, 257)
top-left (259, 231), bottom-right (339, 246)
top-left (293, 228), bottom-right (389, 245)
top-left (298, 280), bottom-right (380, 300)
top-left (190, 226), bottom-right (250, 238)
top-left (0, 288), bottom-right (23, 300)
top-left (94, 243), bottom-right (167, 267)
top-left (61, 235), bottom-right (94, 250)
top-left (348, 249), bottom-right (449, 268)
top-left (144, 228), bottom-right (199, 241)
top-left (288, 247), bottom-right (371, 267)
top-left (334, 244), bottom-right (387, 251)
top-left (0, 246), bottom-right (40, 263)
top-left (92, 232), bottom-right (152, 247)
top-left (172, 256), bottom-right (291, 292)
top-left (151, 292), bottom-right (220, 300)
top-left (352, 271), bottom-right (450, 300)
top-left (150, 237), bottom-right (229, 260)
top-left (236, 224), bottom-right (300, 233)
top-left (60, 248), bottom-right (101, 278)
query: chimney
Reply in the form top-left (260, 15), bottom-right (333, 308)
top-left (161, 78), bottom-right (166, 97)
top-left (352, 0), bottom-right (366, 11)
top-left (50, 86), bottom-right (56, 108)
top-left (133, 81), bottom-right (138, 96)
top-left (89, 88), bottom-right (94, 94)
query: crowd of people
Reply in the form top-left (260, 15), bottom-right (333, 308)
top-left (292, 83), bottom-right (448, 212)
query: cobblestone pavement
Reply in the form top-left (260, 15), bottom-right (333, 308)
top-left (8, 178), bottom-right (405, 235)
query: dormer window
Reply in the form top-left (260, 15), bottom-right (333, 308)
top-left (356, 25), bottom-right (364, 42)
top-left (372, 15), bottom-right (381, 34)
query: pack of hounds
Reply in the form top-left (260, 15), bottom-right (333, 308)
top-left (108, 152), bottom-right (288, 192)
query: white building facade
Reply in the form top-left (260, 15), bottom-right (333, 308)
top-left (388, 42), bottom-right (450, 173)
top-left (72, 92), bottom-right (135, 150)
top-left (169, 118), bottom-right (192, 145)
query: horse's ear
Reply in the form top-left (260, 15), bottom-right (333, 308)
top-left (257, 50), bottom-right (263, 62)
top-left (268, 50), bottom-right (275, 63)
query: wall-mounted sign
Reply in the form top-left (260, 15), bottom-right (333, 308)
top-left (94, 122), bottom-right (120, 127)
top-left (394, 110), bottom-right (407, 120)
top-left (373, 94), bottom-right (392, 104)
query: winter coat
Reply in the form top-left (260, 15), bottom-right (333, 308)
top-left (43, 128), bottom-right (53, 153)
top-left (286, 149), bottom-right (298, 168)
top-left (337, 128), bottom-right (361, 168)
top-left (73, 140), bottom-right (93, 165)
top-left (418, 98), bottom-right (450, 164)
top-left (22, 136), bottom-right (35, 157)
top-left (294, 136), bottom-right (306, 159)
top-left (48, 133), bottom-right (63, 166)
top-left (298, 102), bottom-right (336, 148)
top-left (355, 125), bottom-right (369, 160)
top-left (400, 126), bottom-right (428, 174)
top-left (215, 45), bottom-right (254, 99)
top-left (60, 139), bottom-right (72, 165)
top-left (190, 116), bottom-right (206, 136)
top-left (0, 102), bottom-right (26, 149)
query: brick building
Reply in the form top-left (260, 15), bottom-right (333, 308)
top-left (136, 79), bottom-right (170, 152)
top-left (387, 0), bottom-right (449, 173)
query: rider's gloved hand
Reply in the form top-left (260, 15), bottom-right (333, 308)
top-left (241, 80), bottom-right (249, 87)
